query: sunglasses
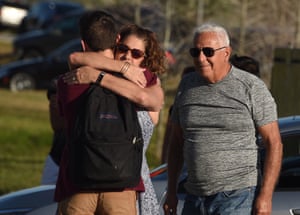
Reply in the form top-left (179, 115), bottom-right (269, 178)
top-left (189, 46), bottom-right (227, 58)
top-left (115, 44), bottom-right (146, 59)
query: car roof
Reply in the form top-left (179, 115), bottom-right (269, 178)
top-left (30, 1), bottom-right (82, 10)
top-left (278, 115), bottom-right (300, 135)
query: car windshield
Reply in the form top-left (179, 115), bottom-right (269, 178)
top-left (47, 11), bottom-right (81, 32)
top-left (29, 2), bottom-right (55, 17)
top-left (48, 39), bottom-right (81, 60)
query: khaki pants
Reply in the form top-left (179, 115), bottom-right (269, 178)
top-left (57, 190), bottom-right (137, 215)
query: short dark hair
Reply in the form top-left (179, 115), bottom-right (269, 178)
top-left (230, 54), bottom-right (260, 77)
top-left (79, 10), bottom-right (118, 51)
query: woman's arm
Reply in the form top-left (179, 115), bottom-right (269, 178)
top-left (69, 51), bottom-right (147, 87)
top-left (64, 66), bottom-right (164, 112)
top-left (148, 111), bottom-right (159, 125)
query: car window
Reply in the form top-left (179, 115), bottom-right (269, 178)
top-left (59, 43), bottom-right (81, 60)
top-left (29, 2), bottom-right (54, 16)
top-left (277, 134), bottom-right (300, 189)
top-left (277, 157), bottom-right (300, 189)
top-left (49, 15), bottom-right (79, 33)
top-left (49, 40), bottom-right (81, 62)
top-left (282, 134), bottom-right (300, 157)
top-left (56, 4), bottom-right (81, 13)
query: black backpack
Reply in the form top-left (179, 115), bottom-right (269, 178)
top-left (69, 84), bottom-right (143, 190)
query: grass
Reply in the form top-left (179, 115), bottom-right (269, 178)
top-left (0, 89), bottom-right (52, 195)
top-left (0, 39), bottom-right (54, 194)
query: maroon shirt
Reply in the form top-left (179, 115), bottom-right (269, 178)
top-left (55, 70), bottom-right (157, 202)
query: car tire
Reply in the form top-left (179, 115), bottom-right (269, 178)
top-left (10, 73), bottom-right (36, 92)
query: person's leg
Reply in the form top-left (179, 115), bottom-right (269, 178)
top-left (98, 190), bottom-right (137, 215)
top-left (57, 192), bottom-right (98, 215)
top-left (182, 194), bottom-right (206, 215)
top-left (206, 186), bottom-right (257, 215)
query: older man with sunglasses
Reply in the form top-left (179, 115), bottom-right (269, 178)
top-left (163, 23), bottom-right (282, 215)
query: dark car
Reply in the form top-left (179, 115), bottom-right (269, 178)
top-left (1, 116), bottom-right (300, 215)
top-left (0, 38), bottom-right (81, 91)
top-left (13, 9), bottom-right (83, 59)
top-left (18, 0), bottom-right (84, 33)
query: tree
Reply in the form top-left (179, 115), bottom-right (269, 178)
top-left (296, 2), bottom-right (300, 48)
top-left (133, 0), bottom-right (142, 25)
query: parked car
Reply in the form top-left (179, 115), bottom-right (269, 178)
top-left (18, 0), bottom-right (84, 33)
top-left (13, 9), bottom-right (83, 59)
top-left (0, 38), bottom-right (81, 91)
top-left (0, 185), bottom-right (55, 214)
top-left (0, 0), bottom-right (29, 28)
top-left (1, 115), bottom-right (300, 215)
top-left (154, 115), bottom-right (300, 215)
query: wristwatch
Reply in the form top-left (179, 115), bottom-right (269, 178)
top-left (95, 71), bottom-right (106, 85)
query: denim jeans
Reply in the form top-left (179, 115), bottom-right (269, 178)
top-left (181, 186), bottom-right (257, 215)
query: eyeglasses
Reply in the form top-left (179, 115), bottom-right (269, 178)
top-left (189, 46), bottom-right (227, 58)
top-left (115, 44), bottom-right (146, 59)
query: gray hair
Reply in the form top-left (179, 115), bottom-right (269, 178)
top-left (193, 23), bottom-right (230, 46)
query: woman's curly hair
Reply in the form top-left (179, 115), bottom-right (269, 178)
top-left (117, 24), bottom-right (167, 75)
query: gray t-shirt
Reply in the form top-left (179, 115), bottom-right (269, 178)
top-left (171, 66), bottom-right (277, 196)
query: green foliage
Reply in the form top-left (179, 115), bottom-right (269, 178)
top-left (146, 129), bottom-right (161, 168)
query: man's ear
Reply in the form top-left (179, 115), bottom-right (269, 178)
top-left (225, 46), bottom-right (232, 60)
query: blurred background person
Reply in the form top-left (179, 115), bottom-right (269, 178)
top-left (230, 54), bottom-right (260, 78)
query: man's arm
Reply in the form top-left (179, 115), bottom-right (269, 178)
top-left (255, 121), bottom-right (283, 215)
top-left (163, 122), bottom-right (184, 215)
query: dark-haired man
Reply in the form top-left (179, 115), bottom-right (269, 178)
top-left (55, 10), bottom-right (140, 215)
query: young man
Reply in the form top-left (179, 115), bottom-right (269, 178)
top-left (55, 10), bottom-right (139, 215)
top-left (56, 10), bottom-right (165, 215)
top-left (164, 23), bottom-right (282, 215)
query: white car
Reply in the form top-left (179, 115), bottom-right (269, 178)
top-left (1, 115), bottom-right (300, 215)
